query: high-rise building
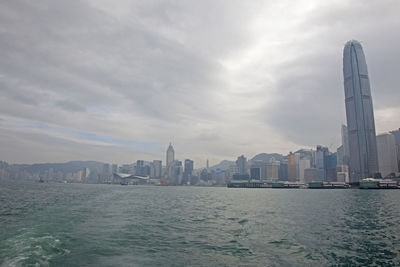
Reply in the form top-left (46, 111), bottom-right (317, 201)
top-left (250, 167), bottom-right (261, 180)
top-left (325, 154), bottom-right (337, 182)
top-left (136, 160), bottom-right (145, 176)
top-left (183, 159), bottom-right (194, 184)
top-left (287, 152), bottom-right (296, 182)
top-left (343, 40), bottom-right (379, 181)
top-left (389, 128), bottom-right (400, 172)
top-left (266, 161), bottom-right (279, 181)
top-left (150, 160), bottom-right (162, 178)
top-left (278, 161), bottom-right (288, 181)
top-left (166, 143), bottom-right (175, 167)
top-left (316, 146), bottom-right (328, 181)
top-left (168, 160), bottom-right (183, 185)
top-left (376, 133), bottom-right (398, 177)
top-left (236, 155), bottom-right (247, 175)
top-left (298, 159), bottom-right (310, 183)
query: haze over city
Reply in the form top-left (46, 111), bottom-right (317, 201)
top-left (1, 0), bottom-right (399, 166)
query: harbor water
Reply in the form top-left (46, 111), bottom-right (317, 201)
top-left (1, 181), bottom-right (400, 266)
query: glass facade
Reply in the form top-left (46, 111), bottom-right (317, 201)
top-left (343, 40), bottom-right (379, 181)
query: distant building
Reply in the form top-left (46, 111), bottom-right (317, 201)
top-left (150, 160), bottom-right (162, 178)
top-left (389, 128), bottom-right (400, 172)
top-left (325, 154), bottom-right (337, 182)
top-left (166, 143), bottom-right (175, 167)
top-left (304, 168), bottom-right (318, 183)
top-left (168, 160), bottom-right (183, 185)
top-left (298, 159), bottom-right (310, 183)
top-left (236, 155), bottom-right (247, 175)
top-left (377, 133), bottom-right (398, 177)
top-left (337, 165), bottom-right (349, 183)
top-left (316, 145), bottom-right (328, 181)
top-left (279, 161), bottom-right (288, 181)
top-left (250, 167), bottom-right (261, 180)
top-left (287, 152), bottom-right (296, 182)
top-left (232, 174), bottom-right (249, 181)
top-left (183, 159), bottom-right (194, 184)
top-left (343, 40), bottom-right (379, 181)
top-left (136, 160), bottom-right (145, 176)
top-left (111, 164), bottom-right (118, 174)
top-left (266, 161), bottom-right (279, 181)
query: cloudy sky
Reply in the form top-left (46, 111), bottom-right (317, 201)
top-left (0, 0), bottom-right (399, 166)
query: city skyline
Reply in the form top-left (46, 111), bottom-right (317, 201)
top-left (0, 1), bottom-right (400, 167)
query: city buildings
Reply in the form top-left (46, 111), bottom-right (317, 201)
top-left (343, 40), bottom-right (379, 181)
top-left (376, 133), bottom-right (398, 177)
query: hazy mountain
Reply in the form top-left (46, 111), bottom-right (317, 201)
top-left (210, 160), bottom-right (235, 170)
top-left (249, 153), bottom-right (284, 163)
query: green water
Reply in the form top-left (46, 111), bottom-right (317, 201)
top-left (1, 181), bottom-right (400, 266)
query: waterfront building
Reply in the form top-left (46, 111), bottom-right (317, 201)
top-left (166, 143), bottom-right (175, 167)
top-left (236, 155), bottom-right (247, 175)
top-left (250, 167), bottom-right (261, 180)
top-left (266, 161), bottom-right (279, 181)
top-left (183, 159), bottom-right (194, 184)
top-left (251, 160), bottom-right (267, 179)
top-left (326, 154), bottom-right (337, 181)
top-left (343, 40), bottom-right (379, 181)
top-left (304, 168), bottom-right (318, 183)
top-left (150, 160), bottom-right (162, 178)
top-left (316, 146), bottom-right (328, 181)
top-left (111, 164), bottom-right (118, 174)
top-left (389, 128), bottom-right (400, 172)
top-left (288, 152), bottom-right (296, 182)
top-left (278, 161), bottom-right (288, 181)
top-left (376, 133), bottom-right (398, 177)
top-left (168, 160), bottom-right (183, 185)
top-left (336, 165), bottom-right (349, 183)
top-left (298, 159), bottom-right (310, 183)
top-left (135, 160), bottom-right (145, 176)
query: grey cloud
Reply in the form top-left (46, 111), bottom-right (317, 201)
top-left (0, 0), bottom-right (399, 165)
top-left (56, 100), bottom-right (87, 113)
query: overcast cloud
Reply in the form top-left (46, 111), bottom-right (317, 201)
top-left (0, 0), bottom-right (399, 166)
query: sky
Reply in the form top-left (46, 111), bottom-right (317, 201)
top-left (0, 0), bottom-right (399, 167)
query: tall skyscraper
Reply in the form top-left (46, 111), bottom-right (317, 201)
top-left (343, 40), bottom-right (379, 181)
top-left (166, 143), bottom-right (175, 167)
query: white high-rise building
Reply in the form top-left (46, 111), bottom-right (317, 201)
top-left (298, 159), bottom-right (310, 183)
